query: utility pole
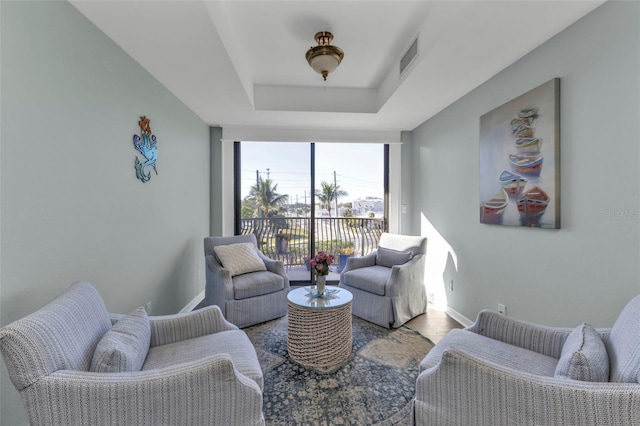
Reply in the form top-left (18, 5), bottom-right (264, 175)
top-left (266, 168), bottom-right (270, 179)
top-left (255, 170), bottom-right (260, 217)
top-left (334, 170), bottom-right (338, 218)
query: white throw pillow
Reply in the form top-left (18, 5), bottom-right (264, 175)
top-left (214, 242), bottom-right (267, 276)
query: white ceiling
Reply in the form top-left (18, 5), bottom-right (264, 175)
top-left (70, 0), bottom-right (604, 140)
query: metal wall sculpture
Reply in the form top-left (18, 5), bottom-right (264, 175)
top-left (133, 116), bottom-right (158, 183)
top-left (479, 78), bottom-right (560, 228)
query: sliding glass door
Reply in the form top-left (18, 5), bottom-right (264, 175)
top-left (236, 141), bottom-right (387, 284)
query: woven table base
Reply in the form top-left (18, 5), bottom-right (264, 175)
top-left (287, 300), bottom-right (352, 373)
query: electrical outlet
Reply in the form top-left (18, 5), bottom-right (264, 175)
top-left (498, 303), bottom-right (506, 315)
top-left (448, 279), bottom-right (454, 291)
top-left (145, 301), bottom-right (152, 315)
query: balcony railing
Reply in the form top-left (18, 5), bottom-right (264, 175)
top-left (239, 217), bottom-right (384, 268)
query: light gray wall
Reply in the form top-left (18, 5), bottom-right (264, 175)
top-left (1, 2), bottom-right (210, 423)
top-left (408, 1), bottom-right (640, 327)
top-left (400, 130), bottom-right (415, 235)
top-left (210, 126), bottom-right (224, 236)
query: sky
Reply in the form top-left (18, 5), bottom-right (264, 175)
top-left (240, 142), bottom-right (384, 205)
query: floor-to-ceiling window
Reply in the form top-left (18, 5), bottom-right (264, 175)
top-left (235, 141), bottom-right (388, 284)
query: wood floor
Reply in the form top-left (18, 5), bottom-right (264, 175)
top-left (192, 287), bottom-right (463, 344)
top-left (405, 305), bottom-right (464, 344)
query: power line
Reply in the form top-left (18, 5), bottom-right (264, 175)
top-left (336, 173), bottom-right (382, 184)
top-left (242, 170), bottom-right (380, 185)
top-left (241, 169), bottom-right (310, 175)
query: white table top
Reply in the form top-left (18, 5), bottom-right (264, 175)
top-left (287, 286), bottom-right (353, 309)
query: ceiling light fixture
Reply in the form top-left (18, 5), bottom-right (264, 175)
top-left (305, 31), bottom-right (344, 81)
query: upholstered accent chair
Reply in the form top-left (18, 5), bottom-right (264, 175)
top-left (339, 233), bottom-right (428, 328)
top-left (204, 234), bottom-right (289, 328)
top-left (413, 295), bottom-right (640, 425)
top-left (0, 281), bottom-right (265, 426)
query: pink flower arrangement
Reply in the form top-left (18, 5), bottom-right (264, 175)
top-left (309, 251), bottom-right (334, 276)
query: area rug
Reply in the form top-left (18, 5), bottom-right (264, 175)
top-left (244, 315), bottom-right (434, 426)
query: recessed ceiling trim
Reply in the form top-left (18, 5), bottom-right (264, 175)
top-left (222, 126), bottom-right (401, 144)
top-left (254, 85), bottom-right (378, 113)
top-left (70, 0), bottom-right (607, 132)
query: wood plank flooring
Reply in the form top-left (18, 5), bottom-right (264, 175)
top-left (194, 286), bottom-right (463, 344)
top-left (405, 305), bottom-right (464, 344)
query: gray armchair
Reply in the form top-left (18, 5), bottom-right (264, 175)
top-left (0, 281), bottom-right (265, 426)
top-left (413, 295), bottom-right (640, 425)
top-left (204, 234), bottom-right (289, 328)
top-left (339, 232), bottom-right (428, 328)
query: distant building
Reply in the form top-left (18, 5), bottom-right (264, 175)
top-left (353, 197), bottom-right (384, 217)
top-left (314, 207), bottom-right (331, 217)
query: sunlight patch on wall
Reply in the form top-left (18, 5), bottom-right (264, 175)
top-left (421, 213), bottom-right (457, 310)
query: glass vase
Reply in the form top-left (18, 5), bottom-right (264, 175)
top-left (316, 275), bottom-right (326, 296)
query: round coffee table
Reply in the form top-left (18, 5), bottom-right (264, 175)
top-left (286, 286), bottom-right (353, 373)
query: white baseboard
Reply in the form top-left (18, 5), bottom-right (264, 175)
top-left (445, 306), bottom-right (473, 328)
top-left (180, 290), bottom-right (205, 313)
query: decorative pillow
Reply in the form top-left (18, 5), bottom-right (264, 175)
top-left (376, 246), bottom-right (413, 268)
top-left (214, 242), bottom-right (267, 276)
top-left (608, 295), bottom-right (640, 383)
top-left (555, 323), bottom-right (609, 382)
top-left (90, 306), bottom-right (150, 373)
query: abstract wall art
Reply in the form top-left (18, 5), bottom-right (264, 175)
top-left (479, 78), bottom-right (560, 228)
top-left (133, 115), bottom-right (158, 183)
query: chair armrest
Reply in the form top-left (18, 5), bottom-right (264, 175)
top-left (415, 348), bottom-right (640, 426)
top-left (467, 309), bottom-right (581, 359)
top-left (149, 305), bottom-right (238, 347)
top-left (28, 354), bottom-right (264, 426)
top-left (341, 251), bottom-right (377, 275)
top-left (385, 254), bottom-right (425, 297)
top-left (205, 254), bottom-right (235, 301)
top-left (257, 252), bottom-right (289, 287)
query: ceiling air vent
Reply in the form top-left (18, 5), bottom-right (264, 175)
top-left (400, 37), bottom-right (418, 76)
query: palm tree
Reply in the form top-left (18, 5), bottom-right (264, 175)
top-left (245, 177), bottom-right (288, 217)
top-left (316, 181), bottom-right (348, 217)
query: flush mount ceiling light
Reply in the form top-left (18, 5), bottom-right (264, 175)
top-left (305, 31), bottom-right (344, 81)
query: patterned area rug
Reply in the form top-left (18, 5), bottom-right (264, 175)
top-left (244, 315), bottom-right (434, 426)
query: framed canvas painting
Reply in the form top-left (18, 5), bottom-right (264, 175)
top-left (479, 78), bottom-right (560, 229)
